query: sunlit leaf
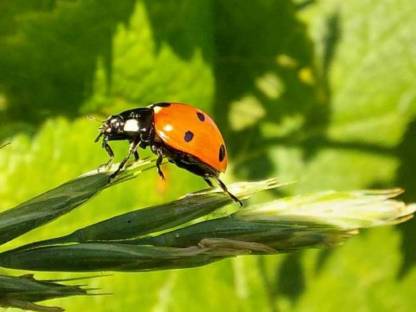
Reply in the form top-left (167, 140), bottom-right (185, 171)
top-left (0, 185), bottom-right (412, 273)
top-left (0, 160), bottom-right (155, 246)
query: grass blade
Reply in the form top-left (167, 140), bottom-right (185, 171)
top-left (0, 273), bottom-right (92, 312)
top-left (132, 216), bottom-right (352, 252)
top-left (10, 178), bottom-right (285, 249)
top-left (0, 160), bottom-right (155, 246)
top-left (133, 189), bottom-right (414, 250)
top-left (0, 243), bottom-right (230, 272)
top-left (0, 187), bottom-right (413, 272)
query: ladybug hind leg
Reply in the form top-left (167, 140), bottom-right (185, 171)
top-left (203, 176), bottom-right (214, 187)
top-left (156, 148), bottom-right (165, 180)
top-left (211, 176), bottom-right (243, 207)
top-left (133, 150), bottom-right (139, 161)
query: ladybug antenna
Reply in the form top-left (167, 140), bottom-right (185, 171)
top-left (86, 114), bottom-right (104, 123)
top-left (215, 177), bottom-right (243, 207)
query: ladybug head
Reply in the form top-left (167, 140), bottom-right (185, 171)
top-left (95, 115), bottom-right (125, 142)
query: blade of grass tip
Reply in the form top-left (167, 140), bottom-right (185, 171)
top-left (0, 274), bottom-right (88, 296)
top-left (9, 178), bottom-right (289, 251)
top-left (83, 291), bottom-right (113, 296)
top-left (0, 159), bottom-right (155, 246)
top-left (0, 274), bottom-right (92, 312)
top-left (234, 189), bottom-right (416, 229)
top-left (42, 274), bottom-right (111, 283)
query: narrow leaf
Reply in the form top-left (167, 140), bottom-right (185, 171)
top-left (11, 178), bottom-right (285, 249)
top-left (0, 274), bottom-right (91, 312)
top-left (0, 160), bottom-right (155, 245)
top-left (0, 188), bottom-right (413, 272)
top-left (0, 243), bottom-right (229, 272)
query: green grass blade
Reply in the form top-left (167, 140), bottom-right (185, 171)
top-left (0, 274), bottom-right (91, 312)
top-left (132, 216), bottom-right (351, 251)
top-left (0, 160), bottom-right (155, 246)
top-left (9, 178), bottom-right (285, 249)
top-left (0, 243), bottom-right (229, 272)
top-left (0, 188), bottom-right (413, 272)
top-left (235, 189), bottom-right (414, 228)
top-left (71, 178), bottom-right (284, 242)
top-left (134, 189), bottom-right (414, 250)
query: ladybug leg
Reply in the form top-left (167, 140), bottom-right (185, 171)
top-left (156, 149), bottom-right (165, 180)
top-left (110, 140), bottom-right (140, 179)
top-left (99, 137), bottom-right (114, 169)
top-left (133, 150), bottom-right (139, 161)
top-left (214, 177), bottom-right (243, 207)
top-left (203, 175), bottom-right (214, 187)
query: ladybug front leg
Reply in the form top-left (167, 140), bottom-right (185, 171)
top-left (110, 139), bottom-right (140, 179)
top-left (101, 137), bottom-right (114, 168)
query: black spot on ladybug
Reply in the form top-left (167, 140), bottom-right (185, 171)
top-left (196, 112), bottom-right (205, 121)
top-left (219, 144), bottom-right (226, 162)
top-left (184, 131), bottom-right (194, 142)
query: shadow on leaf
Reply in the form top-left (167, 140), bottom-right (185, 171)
top-left (0, 0), bottom-right (136, 130)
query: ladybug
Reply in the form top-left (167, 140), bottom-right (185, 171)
top-left (95, 102), bottom-right (241, 205)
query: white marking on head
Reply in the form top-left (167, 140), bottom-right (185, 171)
top-left (124, 119), bottom-right (140, 132)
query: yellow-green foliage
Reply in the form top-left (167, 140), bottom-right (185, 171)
top-left (1, 0), bottom-right (416, 311)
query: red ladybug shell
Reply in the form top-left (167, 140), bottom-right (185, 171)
top-left (153, 103), bottom-right (228, 173)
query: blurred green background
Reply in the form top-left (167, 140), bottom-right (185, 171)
top-left (1, 0), bottom-right (416, 311)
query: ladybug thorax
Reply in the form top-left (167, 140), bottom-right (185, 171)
top-left (123, 118), bottom-right (140, 133)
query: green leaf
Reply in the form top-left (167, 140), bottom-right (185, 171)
top-left (0, 159), bottom-right (155, 246)
top-left (1, 0), bottom-right (416, 310)
top-left (3, 179), bottom-right (282, 253)
top-left (0, 186), bottom-right (412, 273)
top-left (0, 274), bottom-right (90, 312)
